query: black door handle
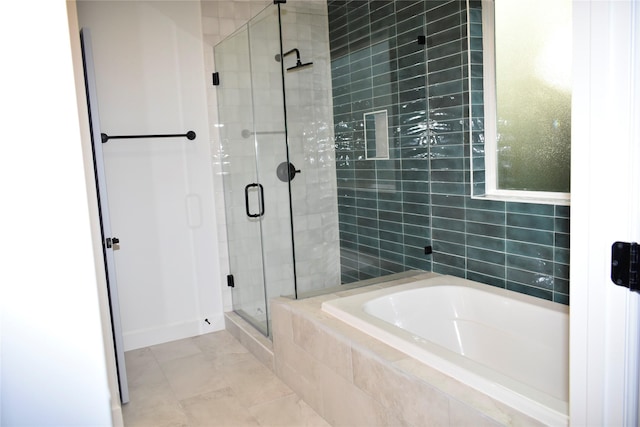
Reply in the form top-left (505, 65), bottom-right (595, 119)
top-left (244, 183), bottom-right (265, 218)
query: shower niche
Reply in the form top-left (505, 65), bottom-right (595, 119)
top-left (214, 1), bottom-right (340, 336)
top-left (364, 110), bottom-right (390, 160)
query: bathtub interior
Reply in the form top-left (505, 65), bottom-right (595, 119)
top-left (363, 281), bottom-right (568, 400)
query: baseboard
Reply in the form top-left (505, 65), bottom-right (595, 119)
top-left (111, 402), bottom-right (124, 427)
top-left (123, 313), bottom-right (225, 351)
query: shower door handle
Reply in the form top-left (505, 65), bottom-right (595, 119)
top-left (244, 183), bottom-right (265, 218)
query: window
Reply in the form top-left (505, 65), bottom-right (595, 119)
top-left (469, 0), bottom-right (572, 204)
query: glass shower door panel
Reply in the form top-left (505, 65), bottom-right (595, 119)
top-left (248, 7), bottom-right (296, 304)
top-left (279, 2), bottom-right (341, 295)
top-left (215, 27), bottom-right (269, 335)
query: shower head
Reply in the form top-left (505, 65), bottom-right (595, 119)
top-left (287, 60), bottom-right (314, 72)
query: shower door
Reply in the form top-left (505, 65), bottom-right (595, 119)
top-left (215, 5), bottom-right (296, 335)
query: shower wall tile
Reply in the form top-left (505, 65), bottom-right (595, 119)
top-left (329, 0), bottom-right (570, 304)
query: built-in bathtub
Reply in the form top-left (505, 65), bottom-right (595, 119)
top-left (321, 274), bottom-right (569, 426)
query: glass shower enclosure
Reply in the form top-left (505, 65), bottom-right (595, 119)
top-left (214, 1), bottom-right (339, 336)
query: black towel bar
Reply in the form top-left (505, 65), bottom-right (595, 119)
top-left (101, 131), bottom-right (196, 143)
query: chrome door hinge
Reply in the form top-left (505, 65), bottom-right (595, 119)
top-left (611, 242), bottom-right (639, 292)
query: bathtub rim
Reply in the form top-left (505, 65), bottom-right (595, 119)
top-left (321, 273), bottom-right (569, 426)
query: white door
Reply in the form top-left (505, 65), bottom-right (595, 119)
top-left (80, 28), bottom-right (129, 404)
top-left (570, 1), bottom-right (640, 425)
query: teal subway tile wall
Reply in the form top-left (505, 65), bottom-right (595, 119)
top-left (328, 0), bottom-right (570, 304)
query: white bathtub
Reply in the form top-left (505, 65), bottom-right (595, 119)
top-left (321, 274), bottom-right (569, 426)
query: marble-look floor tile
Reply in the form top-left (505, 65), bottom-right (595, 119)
top-left (122, 330), bottom-right (328, 427)
top-left (150, 337), bottom-right (202, 365)
top-left (125, 347), bottom-right (166, 389)
top-left (249, 394), bottom-right (332, 427)
top-left (221, 352), bottom-right (294, 407)
top-left (181, 387), bottom-right (261, 427)
top-left (161, 352), bottom-right (228, 401)
top-left (122, 401), bottom-right (188, 427)
top-left (194, 330), bottom-right (249, 357)
top-left (126, 380), bottom-right (178, 413)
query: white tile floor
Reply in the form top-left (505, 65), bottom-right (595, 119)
top-left (122, 330), bottom-right (330, 427)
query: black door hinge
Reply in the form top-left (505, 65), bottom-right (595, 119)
top-left (227, 274), bottom-right (235, 288)
top-left (212, 72), bottom-right (220, 86)
top-left (106, 237), bottom-right (120, 249)
top-left (611, 241), bottom-right (639, 292)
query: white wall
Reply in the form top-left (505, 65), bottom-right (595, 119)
top-left (77, 1), bottom-right (224, 350)
top-left (0, 1), bottom-right (115, 425)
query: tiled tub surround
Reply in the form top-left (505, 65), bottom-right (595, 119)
top-left (328, 0), bottom-right (570, 303)
top-left (271, 272), bottom-right (553, 426)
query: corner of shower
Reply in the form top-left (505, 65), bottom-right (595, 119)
top-left (212, 0), bottom-right (427, 339)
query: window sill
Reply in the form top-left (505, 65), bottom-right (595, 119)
top-left (472, 190), bottom-right (571, 206)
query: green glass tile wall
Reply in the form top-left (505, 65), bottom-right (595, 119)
top-left (328, 0), bottom-right (570, 304)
